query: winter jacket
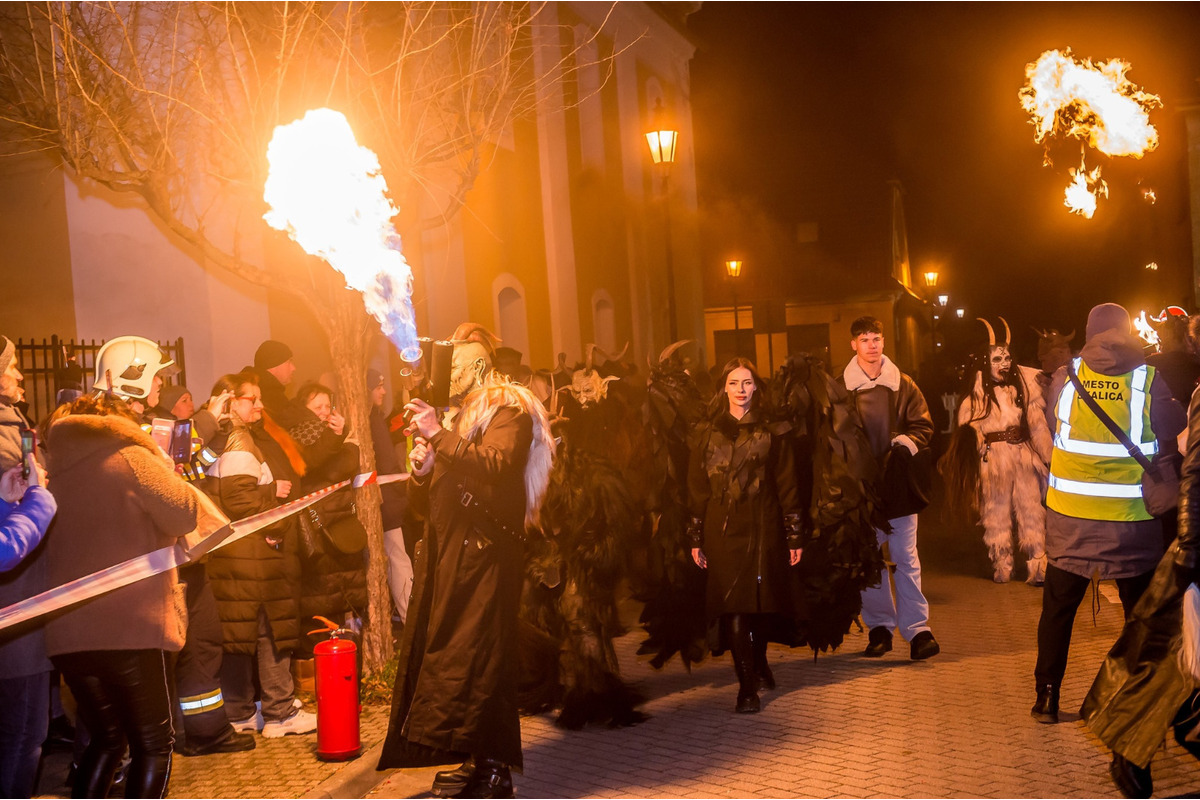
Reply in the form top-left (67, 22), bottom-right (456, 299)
top-left (370, 406), bottom-right (408, 530)
top-left (379, 405), bottom-right (531, 771)
top-left (687, 410), bottom-right (802, 622)
top-left (258, 371), bottom-right (345, 470)
top-left (1042, 332), bottom-right (1186, 579)
top-left (840, 356), bottom-right (934, 518)
top-left (43, 414), bottom-right (198, 656)
top-left (0, 487), bottom-right (55, 573)
top-left (0, 402), bottom-right (50, 679)
top-left (298, 441), bottom-right (367, 626)
top-left (204, 423), bottom-right (302, 654)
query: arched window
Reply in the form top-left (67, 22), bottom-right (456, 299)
top-left (592, 289), bottom-right (616, 352)
top-left (493, 274), bottom-right (530, 363)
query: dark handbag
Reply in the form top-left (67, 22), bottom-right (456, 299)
top-left (1066, 365), bottom-right (1181, 516)
top-left (307, 506), bottom-right (368, 554)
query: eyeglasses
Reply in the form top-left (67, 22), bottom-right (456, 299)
top-left (234, 395), bottom-right (263, 404)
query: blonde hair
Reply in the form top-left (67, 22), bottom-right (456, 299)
top-left (454, 373), bottom-right (555, 529)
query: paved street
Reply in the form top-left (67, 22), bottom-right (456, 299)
top-left (35, 506), bottom-right (1200, 798)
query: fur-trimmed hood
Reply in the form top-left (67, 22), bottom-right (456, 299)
top-left (48, 413), bottom-right (162, 474)
top-left (842, 355), bottom-right (901, 392)
top-left (455, 375), bottom-right (556, 528)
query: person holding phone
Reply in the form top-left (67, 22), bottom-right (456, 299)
top-left (0, 334), bottom-right (56, 798)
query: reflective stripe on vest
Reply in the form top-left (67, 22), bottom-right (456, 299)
top-left (1047, 474), bottom-right (1144, 499)
top-left (1046, 357), bottom-right (1155, 522)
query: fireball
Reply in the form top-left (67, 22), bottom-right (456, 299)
top-left (263, 108), bottom-right (421, 360)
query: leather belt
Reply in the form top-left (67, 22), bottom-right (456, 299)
top-left (984, 426), bottom-right (1028, 445)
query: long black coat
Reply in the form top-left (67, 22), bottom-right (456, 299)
top-left (688, 410), bottom-right (801, 622)
top-left (378, 406), bottom-right (531, 770)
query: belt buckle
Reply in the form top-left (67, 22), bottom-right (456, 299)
top-left (460, 490), bottom-right (474, 507)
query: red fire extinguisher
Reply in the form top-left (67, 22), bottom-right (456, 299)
top-left (310, 616), bottom-right (361, 761)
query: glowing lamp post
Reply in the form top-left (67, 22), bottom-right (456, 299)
top-left (923, 270), bottom-right (939, 290)
top-left (646, 98), bottom-right (680, 342)
top-left (937, 293), bottom-right (949, 307)
top-left (726, 260), bottom-right (743, 354)
top-left (955, 307), bottom-right (966, 319)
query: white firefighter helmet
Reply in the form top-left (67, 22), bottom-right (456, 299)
top-left (93, 336), bottom-right (176, 400)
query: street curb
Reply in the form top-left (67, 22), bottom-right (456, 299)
top-left (302, 742), bottom-right (389, 799)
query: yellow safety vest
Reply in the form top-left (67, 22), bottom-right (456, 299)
top-left (1046, 357), bottom-right (1156, 522)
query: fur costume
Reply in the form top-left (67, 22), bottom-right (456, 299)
top-left (770, 354), bottom-right (888, 652)
top-left (511, 347), bottom-right (647, 730)
top-left (944, 327), bottom-right (1053, 583)
top-left (635, 343), bottom-right (709, 670)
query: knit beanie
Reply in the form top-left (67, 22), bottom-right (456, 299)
top-left (0, 336), bottom-right (13, 375)
top-left (159, 383), bottom-right (191, 413)
top-left (254, 340), bottom-right (293, 371)
top-left (1085, 303), bottom-right (1131, 341)
top-left (366, 368), bottom-right (385, 390)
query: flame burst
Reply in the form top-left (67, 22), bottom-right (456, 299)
top-left (264, 108), bottom-right (420, 361)
top-left (1133, 311), bottom-right (1159, 349)
top-left (1019, 49), bottom-right (1161, 217)
top-left (1064, 155), bottom-right (1107, 218)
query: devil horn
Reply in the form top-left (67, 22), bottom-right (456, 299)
top-left (658, 339), bottom-right (695, 364)
top-left (999, 317), bottom-right (1011, 347)
top-left (1031, 326), bottom-right (1046, 338)
top-left (584, 343), bottom-right (597, 372)
top-left (977, 318), bottom-right (996, 347)
top-left (1064, 329), bottom-right (1075, 342)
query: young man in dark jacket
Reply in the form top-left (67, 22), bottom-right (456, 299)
top-left (839, 316), bottom-right (940, 661)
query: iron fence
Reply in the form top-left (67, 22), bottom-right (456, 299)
top-left (14, 336), bottom-right (186, 425)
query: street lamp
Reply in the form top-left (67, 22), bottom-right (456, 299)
top-left (955, 307), bottom-right (965, 319)
top-left (646, 98), bottom-right (680, 342)
top-left (937, 293), bottom-right (949, 307)
top-left (726, 260), bottom-right (743, 355)
top-left (923, 270), bottom-right (939, 289)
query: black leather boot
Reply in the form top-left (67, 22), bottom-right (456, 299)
top-left (1109, 753), bottom-right (1152, 799)
top-left (456, 757), bottom-right (513, 799)
top-left (752, 624), bottom-right (775, 691)
top-left (1030, 684), bottom-right (1059, 724)
top-left (432, 757), bottom-right (474, 797)
top-left (729, 615), bottom-right (760, 713)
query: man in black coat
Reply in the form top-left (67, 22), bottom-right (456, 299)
top-left (377, 325), bottom-right (553, 799)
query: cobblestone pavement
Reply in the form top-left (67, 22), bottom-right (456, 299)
top-left (34, 511), bottom-right (1200, 798)
top-left (370, 519), bottom-right (1200, 799)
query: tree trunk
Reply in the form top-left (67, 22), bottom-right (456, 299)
top-left (319, 287), bottom-right (394, 673)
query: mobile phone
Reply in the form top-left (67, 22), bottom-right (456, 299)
top-left (20, 429), bottom-right (35, 479)
top-left (329, 392), bottom-right (337, 413)
top-left (169, 419), bottom-right (194, 464)
top-left (150, 418), bottom-right (174, 454)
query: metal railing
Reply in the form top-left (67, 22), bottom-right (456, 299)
top-left (14, 336), bottom-right (186, 424)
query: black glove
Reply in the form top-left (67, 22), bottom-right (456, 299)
top-left (686, 516), bottom-right (704, 547)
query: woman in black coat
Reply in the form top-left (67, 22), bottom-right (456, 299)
top-left (688, 357), bottom-right (803, 713)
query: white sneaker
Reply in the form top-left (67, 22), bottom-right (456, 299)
top-left (230, 702), bottom-right (262, 734)
top-left (262, 708), bottom-right (317, 738)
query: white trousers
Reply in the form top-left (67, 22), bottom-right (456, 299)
top-left (383, 526), bottom-right (413, 624)
top-left (861, 514), bottom-right (931, 642)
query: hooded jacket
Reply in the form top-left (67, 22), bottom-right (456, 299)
top-left (43, 414), bottom-right (198, 656)
top-left (1042, 326), bottom-right (1186, 579)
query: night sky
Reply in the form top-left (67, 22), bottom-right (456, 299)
top-left (687, 2), bottom-right (1200, 360)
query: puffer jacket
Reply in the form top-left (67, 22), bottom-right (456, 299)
top-left (204, 423), bottom-right (301, 654)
